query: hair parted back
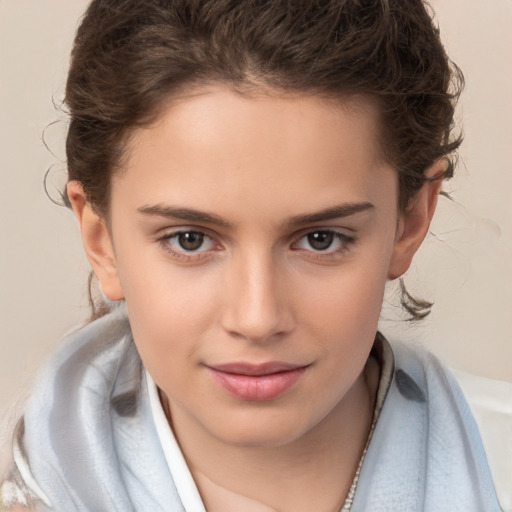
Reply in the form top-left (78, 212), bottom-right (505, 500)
top-left (64, 0), bottom-right (463, 319)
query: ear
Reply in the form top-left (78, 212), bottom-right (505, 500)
top-left (67, 181), bottom-right (124, 300)
top-left (387, 162), bottom-right (444, 280)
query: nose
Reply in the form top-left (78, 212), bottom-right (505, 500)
top-left (220, 251), bottom-right (295, 344)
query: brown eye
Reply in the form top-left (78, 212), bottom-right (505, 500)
top-left (158, 229), bottom-right (219, 260)
top-left (293, 230), bottom-right (354, 256)
top-left (307, 231), bottom-right (334, 251)
top-left (178, 231), bottom-right (205, 251)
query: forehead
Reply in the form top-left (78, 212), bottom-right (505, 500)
top-left (132, 85), bottom-right (384, 157)
top-left (113, 85), bottom-right (396, 221)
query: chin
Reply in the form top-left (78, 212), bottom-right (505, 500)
top-left (208, 411), bottom-right (316, 449)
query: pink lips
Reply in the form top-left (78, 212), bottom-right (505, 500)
top-left (206, 362), bottom-right (308, 401)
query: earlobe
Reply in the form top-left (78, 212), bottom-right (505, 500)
top-left (387, 165), bottom-right (444, 280)
top-left (67, 181), bottom-right (124, 301)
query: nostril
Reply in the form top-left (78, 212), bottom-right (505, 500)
top-left (221, 297), bottom-right (293, 344)
top-left (220, 257), bottom-right (295, 342)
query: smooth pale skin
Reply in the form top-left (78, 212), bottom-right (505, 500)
top-left (68, 86), bottom-right (442, 512)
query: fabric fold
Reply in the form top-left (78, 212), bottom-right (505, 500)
top-left (20, 307), bottom-right (184, 511)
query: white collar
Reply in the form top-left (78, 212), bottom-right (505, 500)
top-left (146, 369), bottom-right (206, 512)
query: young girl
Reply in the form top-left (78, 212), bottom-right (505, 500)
top-left (0, 1), bottom-right (507, 511)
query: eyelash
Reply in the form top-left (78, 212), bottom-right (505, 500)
top-left (157, 230), bottom-right (220, 261)
top-left (291, 230), bottom-right (355, 260)
top-left (157, 228), bottom-right (355, 262)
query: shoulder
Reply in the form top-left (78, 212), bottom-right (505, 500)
top-left (452, 369), bottom-right (512, 512)
top-left (389, 339), bottom-right (511, 512)
top-left (0, 430), bottom-right (52, 512)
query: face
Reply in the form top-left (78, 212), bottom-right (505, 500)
top-left (71, 85), bottom-right (436, 448)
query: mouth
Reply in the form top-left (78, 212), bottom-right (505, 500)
top-left (205, 362), bottom-right (309, 401)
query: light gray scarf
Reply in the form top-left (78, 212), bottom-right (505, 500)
top-left (9, 307), bottom-right (502, 511)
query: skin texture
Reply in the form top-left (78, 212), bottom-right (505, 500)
top-left (68, 86), bottom-right (442, 512)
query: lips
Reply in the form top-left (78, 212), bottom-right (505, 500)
top-left (206, 362), bottom-right (308, 401)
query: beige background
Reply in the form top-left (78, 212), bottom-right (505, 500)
top-left (1, 0), bottom-right (511, 432)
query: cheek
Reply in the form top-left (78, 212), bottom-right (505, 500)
top-left (293, 261), bottom-right (389, 404)
top-left (118, 257), bottom-right (224, 374)
top-left (295, 257), bottom-right (390, 337)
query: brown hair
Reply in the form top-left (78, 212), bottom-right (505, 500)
top-left (64, 0), bottom-right (463, 319)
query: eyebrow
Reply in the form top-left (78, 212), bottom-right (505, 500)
top-left (286, 202), bottom-right (375, 226)
top-left (137, 201), bottom-right (374, 228)
top-left (137, 204), bottom-right (232, 227)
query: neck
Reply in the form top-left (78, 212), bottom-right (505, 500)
top-left (161, 356), bottom-right (379, 512)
